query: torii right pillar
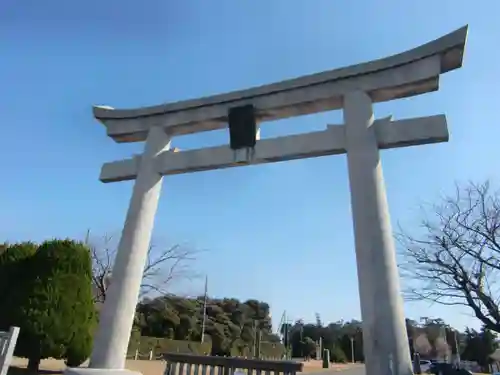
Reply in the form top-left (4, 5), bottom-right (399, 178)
top-left (344, 91), bottom-right (413, 375)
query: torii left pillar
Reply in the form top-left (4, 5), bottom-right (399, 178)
top-left (67, 126), bottom-right (171, 375)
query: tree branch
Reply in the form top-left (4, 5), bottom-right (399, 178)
top-left (86, 231), bottom-right (201, 303)
top-left (397, 181), bottom-right (500, 333)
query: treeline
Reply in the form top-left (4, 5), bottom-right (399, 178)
top-left (281, 317), bottom-right (363, 362)
top-left (405, 317), bottom-right (498, 366)
top-left (0, 241), bottom-right (96, 370)
top-left (280, 316), bottom-right (498, 369)
top-left (133, 295), bottom-right (282, 357)
top-left (131, 297), bottom-right (499, 370)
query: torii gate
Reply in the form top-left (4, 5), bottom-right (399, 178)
top-left (66, 26), bottom-right (468, 375)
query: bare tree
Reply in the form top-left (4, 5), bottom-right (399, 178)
top-left (85, 231), bottom-right (200, 304)
top-left (397, 181), bottom-right (500, 333)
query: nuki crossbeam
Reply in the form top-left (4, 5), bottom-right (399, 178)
top-left (99, 114), bottom-right (448, 183)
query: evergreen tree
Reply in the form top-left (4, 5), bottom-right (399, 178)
top-left (478, 326), bottom-right (498, 370)
top-left (11, 239), bottom-right (96, 370)
top-left (330, 344), bottom-right (348, 363)
top-left (0, 242), bottom-right (38, 330)
top-left (462, 326), bottom-right (498, 372)
top-left (461, 328), bottom-right (479, 362)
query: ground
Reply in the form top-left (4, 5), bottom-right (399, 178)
top-left (8, 358), bottom-right (363, 375)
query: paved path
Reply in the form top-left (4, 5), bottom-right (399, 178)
top-left (334, 365), bottom-right (365, 375)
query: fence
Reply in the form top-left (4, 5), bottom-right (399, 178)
top-left (128, 349), bottom-right (284, 362)
top-left (0, 327), bottom-right (20, 375)
top-left (127, 349), bottom-right (163, 361)
top-left (163, 353), bottom-right (302, 375)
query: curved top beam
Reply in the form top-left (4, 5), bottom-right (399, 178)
top-left (95, 25), bottom-right (467, 143)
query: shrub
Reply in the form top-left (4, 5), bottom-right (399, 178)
top-left (128, 335), bottom-right (212, 357)
top-left (330, 345), bottom-right (348, 363)
top-left (260, 342), bottom-right (285, 359)
top-left (0, 242), bottom-right (38, 330)
top-left (66, 329), bottom-right (94, 367)
top-left (12, 239), bottom-right (96, 370)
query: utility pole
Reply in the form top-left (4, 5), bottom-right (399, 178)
top-left (253, 320), bottom-right (259, 358)
top-left (200, 276), bottom-right (208, 343)
top-left (300, 324), bottom-right (304, 358)
top-left (350, 336), bottom-right (355, 363)
top-left (282, 311), bottom-right (290, 359)
top-left (256, 329), bottom-right (262, 359)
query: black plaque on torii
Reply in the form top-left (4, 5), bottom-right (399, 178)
top-left (228, 104), bottom-right (258, 150)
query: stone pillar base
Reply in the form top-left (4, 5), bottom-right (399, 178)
top-left (65, 368), bottom-right (142, 375)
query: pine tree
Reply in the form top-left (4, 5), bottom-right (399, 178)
top-left (478, 326), bottom-right (498, 371)
top-left (461, 326), bottom-right (498, 372)
top-left (462, 327), bottom-right (481, 363)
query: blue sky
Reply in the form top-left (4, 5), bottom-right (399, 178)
top-left (1, 0), bottom-right (498, 332)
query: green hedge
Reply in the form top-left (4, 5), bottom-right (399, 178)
top-left (229, 342), bottom-right (285, 359)
top-left (128, 331), bottom-right (282, 358)
top-left (128, 332), bottom-right (211, 356)
top-left (261, 342), bottom-right (285, 359)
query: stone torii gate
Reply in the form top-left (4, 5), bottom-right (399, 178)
top-left (66, 26), bottom-right (468, 375)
